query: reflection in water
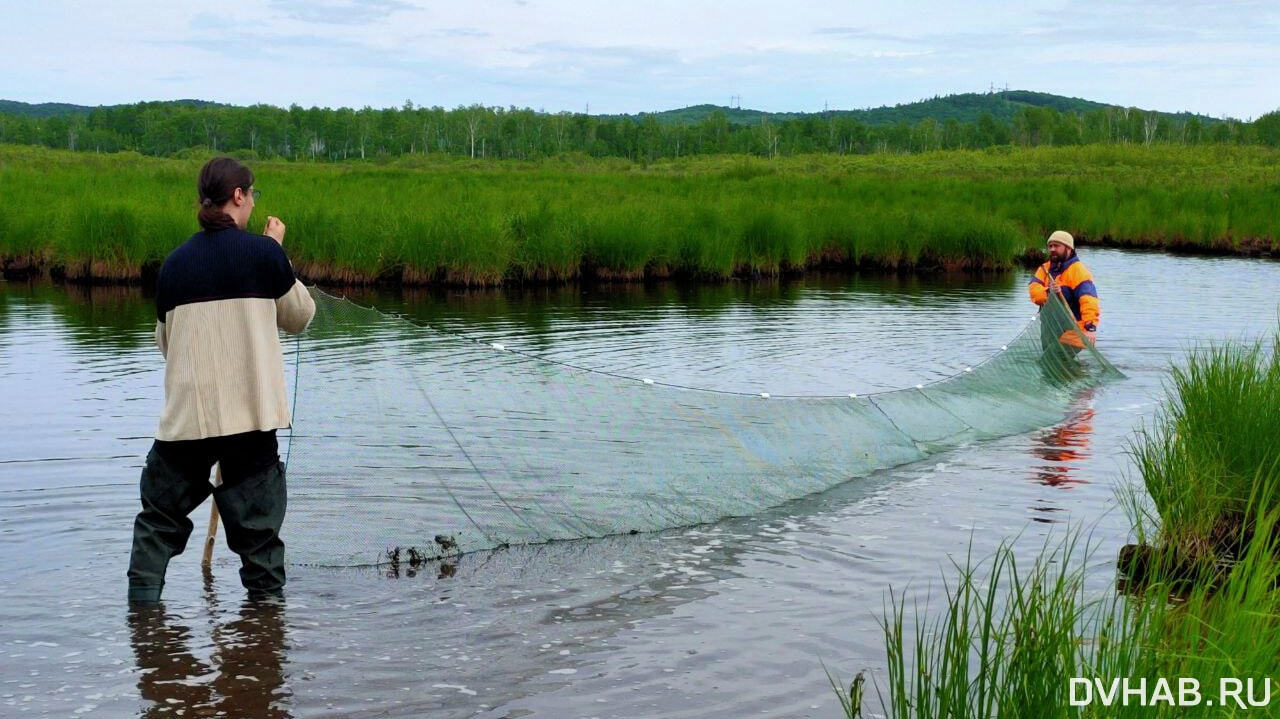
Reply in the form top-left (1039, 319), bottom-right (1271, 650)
top-left (128, 607), bottom-right (214, 716)
top-left (1027, 389), bottom-right (1098, 522)
top-left (7, 249), bottom-right (1280, 718)
top-left (0, 272), bottom-right (1020, 356)
top-left (1, 280), bottom-right (158, 350)
top-left (129, 578), bottom-right (290, 718)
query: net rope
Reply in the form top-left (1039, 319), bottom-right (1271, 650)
top-left (281, 287), bottom-right (1123, 566)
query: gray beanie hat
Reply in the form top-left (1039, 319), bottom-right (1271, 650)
top-left (1047, 230), bottom-right (1075, 250)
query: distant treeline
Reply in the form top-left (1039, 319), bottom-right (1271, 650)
top-left (2, 100), bottom-right (1279, 161)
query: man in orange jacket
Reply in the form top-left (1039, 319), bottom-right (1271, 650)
top-left (1029, 230), bottom-right (1099, 344)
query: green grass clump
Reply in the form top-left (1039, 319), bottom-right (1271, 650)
top-left (1130, 337), bottom-right (1280, 571)
top-left (880, 536), bottom-right (1094, 719)
top-left (2, 144), bottom-right (1279, 285)
top-left (870, 529), bottom-right (1280, 718)
top-left (857, 336), bottom-right (1280, 718)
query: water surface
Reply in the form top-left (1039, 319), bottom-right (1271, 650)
top-left (2, 248), bottom-right (1277, 717)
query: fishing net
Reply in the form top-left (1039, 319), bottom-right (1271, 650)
top-left (282, 288), bottom-right (1122, 566)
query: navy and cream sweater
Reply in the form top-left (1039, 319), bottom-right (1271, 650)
top-left (154, 227), bottom-right (315, 441)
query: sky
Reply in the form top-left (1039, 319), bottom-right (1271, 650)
top-left (3, 0), bottom-right (1277, 119)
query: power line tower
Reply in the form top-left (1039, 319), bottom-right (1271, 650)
top-left (730, 95), bottom-right (741, 109)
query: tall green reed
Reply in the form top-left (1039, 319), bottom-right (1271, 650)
top-left (3, 144), bottom-right (1278, 285)
top-left (864, 336), bottom-right (1280, 718)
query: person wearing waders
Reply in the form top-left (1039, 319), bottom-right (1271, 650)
top-left (127, 157), bottom-right (315, 605)
top-left (1028, 230), bottom-right (1100, 347)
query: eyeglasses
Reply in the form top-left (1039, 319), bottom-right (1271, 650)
top-left (249, 188), bottom-right (261, 202)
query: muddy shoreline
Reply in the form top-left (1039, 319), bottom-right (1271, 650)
top-left (3, 235), bottom-right (1276, 288)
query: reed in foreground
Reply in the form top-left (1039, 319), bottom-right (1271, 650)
top-left (856, 337), bottom-right (1280, 718)
top-left (1128, 336), bottom-right (1280, 573)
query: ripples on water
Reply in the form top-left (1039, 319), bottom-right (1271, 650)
top-left (1, 249), bottom-right (1277, 717)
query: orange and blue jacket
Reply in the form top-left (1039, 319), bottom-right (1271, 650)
top-left (1028, 254), bottom-right (1099, 331)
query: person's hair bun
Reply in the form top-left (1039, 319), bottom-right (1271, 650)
top-left (196, 157), bottom-right (254, 231)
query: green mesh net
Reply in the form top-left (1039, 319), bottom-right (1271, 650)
top-left (281, 288), bottom-right (1122, 566)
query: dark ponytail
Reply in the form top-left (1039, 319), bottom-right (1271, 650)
top-left (196, 157), bottom-right (254, 232)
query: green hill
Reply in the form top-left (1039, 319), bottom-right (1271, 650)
top-left (0, 101), bottom-right (98, 119)
top-left (0, 99), bottom-right (227, 118)
top-left (2, 90), bottom-right (1257, 161)
top-left (607, 90), bottom-right (1222, 126)
top-left (1, 91), bottom-right (1224, 127)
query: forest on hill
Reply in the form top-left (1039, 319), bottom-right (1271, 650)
top-left (1, 91), bottom-right (1276, 162)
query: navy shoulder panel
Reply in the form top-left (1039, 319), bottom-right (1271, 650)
top-left (156, 228), bottom-right (297, 320)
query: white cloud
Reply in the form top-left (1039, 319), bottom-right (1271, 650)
top-left (0, 0), bottom-right (1276, 117)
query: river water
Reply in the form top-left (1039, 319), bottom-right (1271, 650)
top-left (1, 248), bottom-right (1277, 718)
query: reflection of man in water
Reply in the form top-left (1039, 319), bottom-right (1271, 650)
top-left (128, 600), bottom-right (290, 718)
top-left (1030, 390), bottom-right (1096, 489)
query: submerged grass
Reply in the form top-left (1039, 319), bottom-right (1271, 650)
top-left (859, 336), bottom-right (1280, 718)
top-left (2, 144), bottom-right (1279, 285)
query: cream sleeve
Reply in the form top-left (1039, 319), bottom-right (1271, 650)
top-left (276, 280), bottom-right (316, 334)
top-left (154, 319), bottom-right (169, 358)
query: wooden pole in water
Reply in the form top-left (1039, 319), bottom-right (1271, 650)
top-left (202, 464), bottom-right (222, 567)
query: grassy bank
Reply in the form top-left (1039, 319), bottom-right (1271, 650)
top-left (2, 144), bottom-right (1279, 286)
top-left (854, 338), bottom-right (1280, 717)
top-left (1129, 341), bottom-right (1280, 575)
